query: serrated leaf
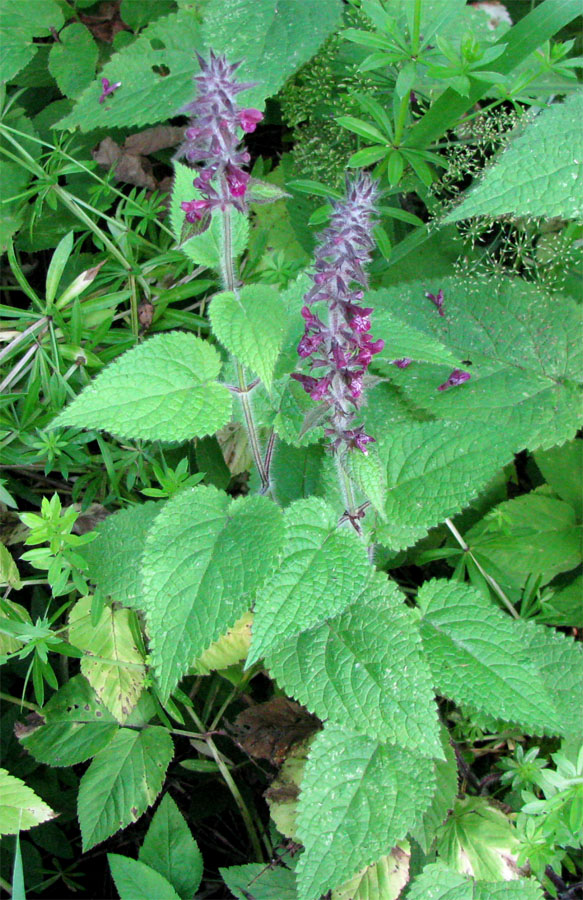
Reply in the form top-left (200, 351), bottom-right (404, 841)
top-left (192, 610), bottom-right (252, 675)
top-left (0, 0), bottom-right (65, 82)
top-left (295, 723), bottom-right (435, 900)
top-left (534, 438), bottom-right (582, 514)
top-left (78, 726), bottom-right (173, 850)
top-left (221, 862), bottom-right (297, 900)
top-left (370, 276), bottom-right (583, 449)
top-left (56, 10), bottom-right (202, 132)
top-left (202, 0), bottom-right (343, 109)
top-left (48, 23), bottom-right (98, 99)
top-left (108, 855), bottom-right (181, 900)
top-left (0, 769), bottom-right (55, 835)
top-left (248, 498), bottom-right (371, 665)
top-left (142, 486), bottom-right (284, 699)
top-left (69, 596), bottom-right (146, 723)
top-left (265, 575), bottom-right (441, 755)
top-left (331, 843), bottom-right (410, 900)
top-left (210, 285), bottom-right (285, 390)
top-left (418, 579), bottom-right (562, 736)
top-left (268, 441), bottom-right (325, 507)
top-left (466, 492), bottom-right (582, 591)
top-left (437, 797), bottom-right (520, 880)
top-left (348, 447), bottom-right (387, 517)
top-left (514, 618), bottom-right (583, 739)
top-left (445, 91), bottom-right (583, 222)
top-left (81, 502), bottom-right (162, 608)
top-left (411, 729), bottom-right (458, 853)
top-left (407, 862), bottom-right (544, 900)
top-left (20, 719), bottom-right (118, 768)
top-left (139, 795), bottom-right (203, 899)
top-left (375, 420), bottom-right (517, 551)
top-left (170, 163), bottom-right (249, 269)
top-left (54, 332), bottom-right (232, 442)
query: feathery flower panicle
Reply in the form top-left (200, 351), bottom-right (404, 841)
top-left (178, 51), bottom-right (263, 221)
top-left (292, 172), bottom-right (384, 455)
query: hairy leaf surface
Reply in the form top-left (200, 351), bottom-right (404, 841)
top-left (295, 723), bottom-right (435, 900)
top-left (375, 420), bottom-right (516, 550)
top-left (445, 91), bottom-right (583, 221)
top-left (408, 863), bottom-right (544, 900)
top-left (248, 498), bottom-right (371, 665)
top-left (55, 333), bottom-right (232, 442)
top-left (142, 487), bottom-right (284, 698)
top-left (418, 580), bottom-right (562, 735)
top-left (265, 576), bottom-right (441, 754)
top-left (78, 726), bottom-right (173, 850)
top-left (412, 729), bottom-right (458, 853)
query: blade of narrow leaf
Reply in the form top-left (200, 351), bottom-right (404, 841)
top-left (247, 498), bottom-right (371, 666)
top-left (54, 332), bottom-right (232, 443)
top-left (418, 580), bottom-right (563, 736)
top-left (11, 833), bottom-right (25, 900)
top-left (295, 723), bottom-right (435, 900)
top-left (78, 727), bottom-right (173, 850)
top-left (142, 486), bottom-right (284, 699)
top-left (139, 795), bottom-right (203, 899)
top-left (264, 575), bottom-right (441, 755)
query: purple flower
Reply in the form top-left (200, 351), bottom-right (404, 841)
top-left (437, 369), bottom-right (471, 391)
top-left (426, 289), bottom-right (445, 316)
top-left (291, 173), bottom-right (382, 454)
top-left (239, 108), bottom-right (264, 132)
top-left (225, 163), bottom-right (250, 197)
top-left (392, 357), bottom-right (413, 368)
top-left (99, 77), bottom-right (121, 104)
top-left (181, 198), bottom-right (212, 222)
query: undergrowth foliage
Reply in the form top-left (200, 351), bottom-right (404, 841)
top-left (1, 1), bottom-right (582, 899)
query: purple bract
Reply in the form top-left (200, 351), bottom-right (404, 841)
top-left (437, 368), bottom-right (471, 391)
top-left (99, 77), bottom-right (121, 104)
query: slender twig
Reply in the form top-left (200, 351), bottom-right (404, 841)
top-left (0, 692), bottom-right (40, 713)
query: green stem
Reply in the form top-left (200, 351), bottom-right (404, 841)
top-left (411, 0), bottom-right (422, 56)
top-left (444, 518), bottom-right (520, 619)
top-left (0, 875), bottom-right (12, 894)
top-left (0, 692), bottom-right (40, 712)
top-left (186, 707), bottom-right (264, 861)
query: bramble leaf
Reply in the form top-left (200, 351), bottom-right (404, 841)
top-left (0, 769), bottom-right (55, 835)
top-left (139, 795), bottom-right (203, 899)
top-left (445, 91), bottom-right (583, 222)
top-left (375, 420), bottom-right (516, 550)
top-left (54, 333), bottom-right (232, 442)
top-left (418, 580), bottom-right (563, 736)
top-left (248, 498), bottom-right (371, 665)
top-left (265, 575), bottom-right (441, 755)
top-left (108, 855), bottom-right (181, 900)
top-left (78, 726), bottom-right (173, 850)
top-left (142, 487), bottom-right (284, 699)
top-left (56, 10), bottom-right (202, 132)
top-left (295, 723), bottom-right (435, 900)
top-left (202, 0), bottom-right (343, 109)
top-left (221, 862), bottom-right (297, 900)
top-left (210, 285), bottom-right (286, 390)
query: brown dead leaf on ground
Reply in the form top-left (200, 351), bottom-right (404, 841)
top-left (79, 0), bottom-right (130, 43)
top-left (124, 125), bottom-right (185, 156)
top-left (93, 137), bottom-right (156, 189)
top-left (230, 698), bottom-right (321, 766)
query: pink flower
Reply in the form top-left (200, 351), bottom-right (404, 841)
top-left (426, 289), bottom-right (445, 316)
top-left (392, 357), bottom-right (412, 368)
top-left (99, 77), bottom-right (121, 104)
top-left (239, 108), bottom-right (264, 133)
top-left (181, 199), bottom-right (211, 222)
top-left (437, 369), bottom-right (471, 391)
top-left (225, 164), bottom-right (250, 197)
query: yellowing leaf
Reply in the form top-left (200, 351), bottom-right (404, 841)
top-left (0, 769), bottom-right (55, 835)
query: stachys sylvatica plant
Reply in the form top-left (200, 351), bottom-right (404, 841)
top-left (13, 34), bottom-right (581, 900)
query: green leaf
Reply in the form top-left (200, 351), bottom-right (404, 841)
top-left (202, 0), bottom-right (342, 109)
top-left (210, 285), bottom-right (286, 391)
top-left (221, 862), bottom-right (297, 900)
top-left (348, 446), bottom-right (387, 517)
top-left (0, 544), bottom-right (22, 590)
top-left (370, 276), bottom-right (583, 450)
top-left (247, 498), bottom-right (371, 665)
top-left (56, 9), bottom-right (202, 132)
top-left (54, 332), bottom-right (232, 442)
top-left (108, 855), bottom-right (181, 900)
top-left (375, 420), bottom-right (516, 551)
top-left (295, 723), bottom-right (435, 900)
top-left (347, 146), bottom-right (388, 168)
top-left (265, 575), bottom-right (441, 755)
top-left (45, 231), bottom-right (74, 305)
top-left (407, 862), bottom-right (544, 900)
top-left (336, 115), bottom-right (388, 143)
top-left (0, 0), bottom-right (65, 82)
top-left (0, 770), bottom-right (55, 835)
top-left (69, 596), bottom-right (147, 723)
top-left (78, 726), bottom-right (173, 851)
top-left (142, 486), bottom-right (284, 699)
top-left (331, 844), bottom-right (410, 900)
top-left (437, 797), bottom-right (519, 880)
top-left (170, 163), bottom-right (249, 269)
top-left (81, 502), bottom-right (162, 608)
top-left (411, 730), bottom-right (458, 853)
top-left (192, 611), bottom-right (252, 675)
top-left (466, 492), bottom-right (582, 591)
top-left (534, 438), bottom-right (582, 514)
top-left (139, 795), bottom-right (203, 899)
top-left (267, 441), bottom-right (325, 507)
top-left (514, 618), bottom-right (583, 739)
top-left (445, 91), bottom-right (583, 222)
top-left (537, 574), bottom-right (583, 628)
top-left (418, 579), bottom-right (563, 736)
top-left (48, 23), bottom-right (98, 99)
